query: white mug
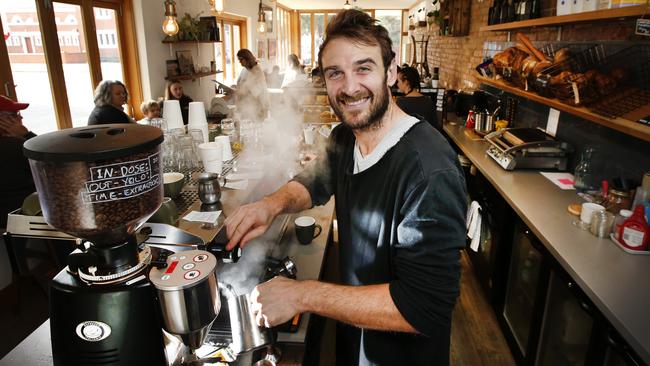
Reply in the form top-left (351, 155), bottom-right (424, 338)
top-left (580, 202), bottom-right (605, 225)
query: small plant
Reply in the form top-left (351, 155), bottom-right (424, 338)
top-left (178, 12), bottom-right (202, 40)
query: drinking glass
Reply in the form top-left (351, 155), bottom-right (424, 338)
top-left (150, 118), bottom-right (167, 131)
top-left (221, 118), bottom-right (235, 142)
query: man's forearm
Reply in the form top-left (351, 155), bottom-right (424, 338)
top-left (263, 181), bottom-right (312, 216)
top-left (297, 281), bottom-right (417, 333)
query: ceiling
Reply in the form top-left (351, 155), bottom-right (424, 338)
top-left (277, 0), bottom-right (417, 10)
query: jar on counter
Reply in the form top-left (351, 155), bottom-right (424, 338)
top-left (606, 188), bottom-right (633, 214)
top-left (613, 209), bottom-right (633, 241)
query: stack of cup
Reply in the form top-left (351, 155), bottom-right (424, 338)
top-left (188, 101), bottom-right (209, 143)
top-left (303, 125), bottom-right (316, 145)
top-left (198, 142), bottom-right (223, 175)
top-left (215, 135), bottom-right (233, 161)
top-left (163, 100), bottom-right (184, 131)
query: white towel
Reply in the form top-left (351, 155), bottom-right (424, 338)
top-left (466, 201), bottom-right (482, 252)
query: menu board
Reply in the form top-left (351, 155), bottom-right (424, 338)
top-left (82, 153), bottom-right (161, 204)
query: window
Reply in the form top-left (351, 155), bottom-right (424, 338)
top-left (95, 8), bottom-right (111, 19)
top-left (299, 9), bottom-right (401, 69)
top-left (375, 10), bottom-right (403, 63)
top-left (276, 5), bottom-right (293, 71)
top-left (300, 13), bottom-right (311, 67)
top-left (213, 15), bottom-right (246, 86)
top-left (0, 0), bottom-right (143, 132)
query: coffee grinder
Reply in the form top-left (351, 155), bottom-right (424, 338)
top-left (23, 124), bottom-right (220, 365)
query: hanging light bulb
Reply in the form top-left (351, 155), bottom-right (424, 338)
top-left (257, 0), bottom-right (266, 33)
top-left (162, 0), bottom-right (179, 36)
top-left (208, 0), bottom-right (225, 13)
top-left (343, 0), bottom-right (351, 9)
top-left (214, 0), bottom-right (224, 13)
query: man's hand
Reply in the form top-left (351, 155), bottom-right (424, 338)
top-left (224, 198), bottom-right (278, 250)
top-left (0, 113), bottom-right (29, 138)
top-left (250, 276), bottom-right (304, 328)
top-left (224, 181), bottom-right (312, 250)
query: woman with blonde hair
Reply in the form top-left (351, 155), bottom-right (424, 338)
top-left (88, 80), bottom-right (133, 125)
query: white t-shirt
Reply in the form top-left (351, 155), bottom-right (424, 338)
top-left (353, 116), bottom-right (420, 174)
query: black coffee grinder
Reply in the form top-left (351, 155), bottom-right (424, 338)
top-left (23, 124), bottom-right (169, 365)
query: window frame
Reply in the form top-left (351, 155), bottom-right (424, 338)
top-left (298, 9), bottom-right (407, 69)
top-left (213, 13), bottom-right (247, 86)
top-left (0, 0), bottom-right (143, 129)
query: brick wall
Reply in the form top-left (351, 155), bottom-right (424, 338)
top-left (416, 1), bottom-right (644, 90)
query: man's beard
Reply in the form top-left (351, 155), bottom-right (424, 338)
top-left (329, 82), bottom-right (390, 131)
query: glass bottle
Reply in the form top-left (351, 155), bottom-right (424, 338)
top-left (529, 0), bottom-right (541, 18)
top-left (573, 147), bottom-right (597, 192)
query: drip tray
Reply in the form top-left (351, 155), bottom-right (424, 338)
top-left (204, 294), bottom-right (232, 347)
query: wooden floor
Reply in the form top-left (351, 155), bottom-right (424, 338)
top-left (313, 240), bottom-right (516, 366)
top-left (451, 251), bottom-right (516, 366)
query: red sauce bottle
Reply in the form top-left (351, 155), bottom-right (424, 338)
top-left (618, 205), bottom-right (649, 251)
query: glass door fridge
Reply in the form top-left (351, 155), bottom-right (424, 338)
top-left (500, 218), bottom-right (550, 365)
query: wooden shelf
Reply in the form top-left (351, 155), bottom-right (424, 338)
top-left (162, 39), bottom-right (220, 44)
top-left (165, 70), bottom-right (221, 81)
top-left (477, 76), bottom-right (650, 142)
top-left (479, 5), bottom-right (647, 31)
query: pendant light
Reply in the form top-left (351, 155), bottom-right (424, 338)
top-left (343, 0), bottom-right (351, 9)
top-left (257, 0), bottom-right (266, 33)
top-left (208, 0), bottom-right (224, 13)
top-left (162, 0), bottom-right (179, 36)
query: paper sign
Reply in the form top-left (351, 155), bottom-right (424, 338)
top-left (636, 18), bottom-right (650, 36)
top-left (183, 211), bottom-right (221, 223)
top-left (546, 108), bottom-right (560, 137)
top-left (540, 172), bottom-right (575, 190)
top-left (224, 180), bottom-right (249, 190)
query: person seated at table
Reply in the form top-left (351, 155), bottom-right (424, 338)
top-left (0, 95), bottom-right (36, 229)
top-left (165, 81), bottom-right (193, 125)
top-left (88, 80), bottom-right (134, 125)
top-left (395, 67), bottom-right (438, 131)
top-left (235, 48), bottom-right (269, 121)
top-left (281, 54), bottom-right (306, 88)
top-left (137, 99), bottom-right (162, 125)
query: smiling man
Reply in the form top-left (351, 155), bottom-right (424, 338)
top-left (224, 10), bottom-right (467, 366)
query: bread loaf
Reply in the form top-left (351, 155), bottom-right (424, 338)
top-left (553, 48), bottom-right (573, 64)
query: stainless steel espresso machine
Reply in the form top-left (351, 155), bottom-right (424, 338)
top-left (21, 124), bottom-right (223, 365)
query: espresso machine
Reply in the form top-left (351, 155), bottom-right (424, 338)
top-left (22, 124), bottom-right (222, 365)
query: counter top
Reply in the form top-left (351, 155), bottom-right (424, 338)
top-left (444, 123), bottom-right (650, 363)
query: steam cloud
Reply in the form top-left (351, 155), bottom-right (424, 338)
top-left (218, 81), bottom-right (332, 295)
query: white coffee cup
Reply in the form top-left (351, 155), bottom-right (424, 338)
top-left (580, 202), bottom-right (605, 225)
top-left (214, 135), bottom-right (233, 161)
top-left (162, 100), bottom-right (184, 130)
top-left (198, 142), bottom-right (223, 174)
top-left (304, 127), bottom-right (316, 145)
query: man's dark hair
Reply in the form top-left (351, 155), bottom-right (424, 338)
top-left (317, 9), bottom-right (395, 73)
top-left (399, 67), bottom-right (421, 92)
